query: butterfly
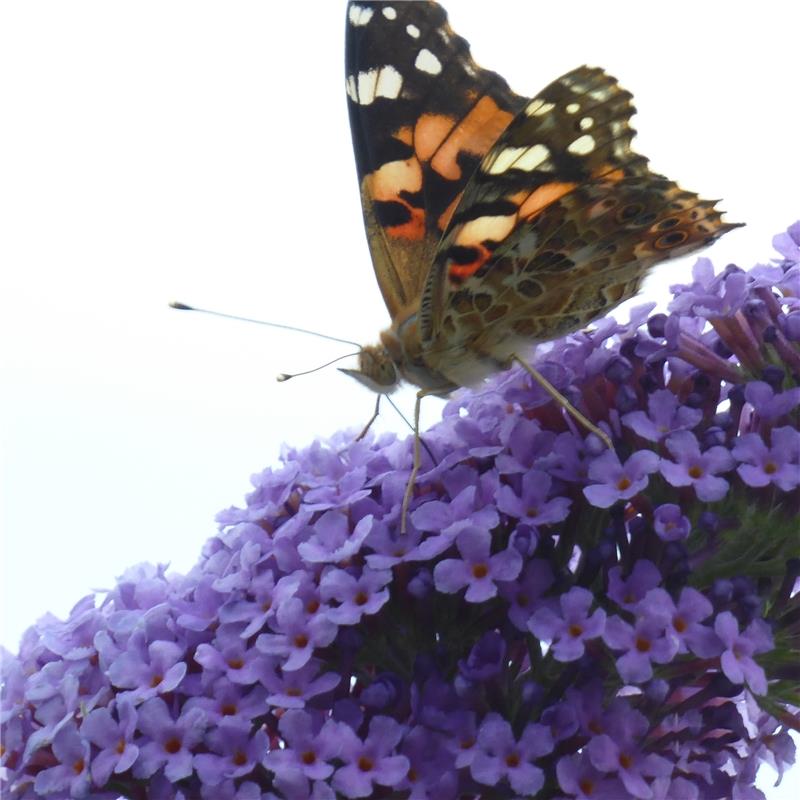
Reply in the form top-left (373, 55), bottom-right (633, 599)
top-left (342, 1), bottom-right (738, 523)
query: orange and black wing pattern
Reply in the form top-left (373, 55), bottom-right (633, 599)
top-left (345, 1), bottom-right (526, 318)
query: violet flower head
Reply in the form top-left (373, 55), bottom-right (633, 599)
top-left (3, 223), bottom-right (799, 798)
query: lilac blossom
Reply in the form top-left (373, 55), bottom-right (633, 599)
top-left (470, 712), bottom-right (553, 795)
top-left (660, 430), bottom-right (735, 501)
top-left (528, 586), bottom-right (606, 661)
top-left (733, 427), bottom-right (800, 490)
top-left (714, 612), bottom-right (774, 695)
top-left (331, 716), bottom-right (409, 798)
top-left (652, 503), bottom-right (691, 541)
top-left (3, 223), bottom-right (799, 798)
top-left (433, 526), bottom-right (522, 602)
top-left (622, 388), bottom-right (703, 441)
top-left (583, 449), bottom-right (660, 507)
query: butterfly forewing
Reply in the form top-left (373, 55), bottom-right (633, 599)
top-left (345, 1), bottom-right (525, 318)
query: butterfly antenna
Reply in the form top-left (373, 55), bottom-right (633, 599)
top-left (277, 352), bottom-right (362, 382)
top-left (169, 301), bottom-right (361, 348)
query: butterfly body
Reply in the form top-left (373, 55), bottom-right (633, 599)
top-left (345, 1), bottom-right (739, 402)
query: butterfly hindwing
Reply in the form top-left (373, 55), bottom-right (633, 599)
top-left (420, 67), bottom-right (739, 374)
top-left (345, 1), bottom-right (525, 317)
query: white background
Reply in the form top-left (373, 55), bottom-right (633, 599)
top-left (1, 2), bottom-right (798, 795)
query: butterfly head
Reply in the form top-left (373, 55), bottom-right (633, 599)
top-left (339, 344), bottom-right (400, 394)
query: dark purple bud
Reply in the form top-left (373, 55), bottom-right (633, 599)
top-left (684, 392), bottom-right (705, 409)
top-left (698, 511), bottom-right (720, 534)
top-left (627, 516), bottom-right (649, 537)
top-left (761, 365), bottom-right (785, 391)
top-left (643, 679), bottom-right (669, 704)
top-left (458, 631), bottom-right (506, 682)
top-left (782, 311), bottom-right (800, 341)
top-left (639, 373), bottom-right (661, 394)
top-left (727, 385), bottom-right (746, 406)
top-left (614, 385), bottom-right (639, 413)
top-left (604, 355), bottom-right (634, 384)
top-left (620, 336), bottom-right (639, 360)
top-left (361, 673), bottom-right (403, 710)
top-left (702, 426), bottom-right (727, 448)
top-left (408, 568), bottom-right (434, 599)
top-left (711, 578), bottom-right (733, 603)
top-left (713, 339), bottom-right (734, 358)
top-left (712, 411), bottom-right (734, 430)
top-left (763, 325), bottom-right (777, 343)
top-left (744, 299), bottom-right (767, 319)
top-left (647, 313), bottom-right (668, 338)
top-left (693, 373), bottom-right (712, 392)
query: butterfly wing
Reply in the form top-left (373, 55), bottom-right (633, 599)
top-left (345, 1), bottom-right (526, 318)
top-left (420, 66), bottom-right (740, 378)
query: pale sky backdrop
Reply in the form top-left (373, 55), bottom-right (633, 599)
top-left (2, 2), bottom-right (798, 794)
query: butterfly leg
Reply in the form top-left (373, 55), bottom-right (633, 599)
top-left (511, 354), bottom-right (613, 450)
top-left (356, 394), bottom-right (382, 441)
top-left (400, 390), bottom-right (431, 534)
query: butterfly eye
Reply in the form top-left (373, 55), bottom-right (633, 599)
top-left (654, 230), bottom-right (689, 249)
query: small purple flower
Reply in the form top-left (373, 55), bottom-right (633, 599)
top-left (32, 722), bottom-right (91, 798)
top-left (556, 752), bottom-right (626, 799)
top-left (263, 710), bottom-right (343, 781)
top-left (587, 711), bottom-right (673, 799)
top-left (107, 635), bottom-right (187, 704)
top-left (133, 697), bottom-right (207, 781)
top-left (194, 637), bottom-right (270, 686)
top-left (256, 597), bottom-right (338, 671)
top-left (433, 526), bottom-right (522, 602)
top-left (496, 470), bottom-right (572, 527)
top-left (608, 560), bottom-right (662, 611)
top-left (639, 588), bottom-right (719, 657)
top-left (622, 389), bottom-right (703, 442)
top-left (260, 659), bottom-right (340, 709)
top-left (528, 587), bottom-right (606, 662)
top-left (297, 512), bottom-right (373, 564)
top-left (744, 381), bottom-right (800, 422)
top-left (498, 558), bottom-right (555, 630)
top-left (470, 712), bottom-right (553, 795)
top-left (194, 719), bottom-right (269, 786)
top-left (714, 612), bottom-right (773, 695)
top-left (773, 220), bottom-right (800, 262)
top-left (732, 427), bottom-right (800, 491)
top-left (603, 613), bottom-right (679, 684)
top-left (652, 504), bottom-right (691, 541)
top-left (331, 716), bottom-right (410, 798)
top-left (81, 702), bottom-right (139, 787)
top-left (319, 567), bottom-right (391, 625)
top-left (660, 430), bottom-right (734, 501)
top-left (583, 449), bottom-right (660, 508)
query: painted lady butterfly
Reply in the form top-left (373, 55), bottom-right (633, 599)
top-left (342, 0), bottom-right (738, 523)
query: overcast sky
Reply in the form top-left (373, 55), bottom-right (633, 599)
top-left (2, 2), bottom-right (798, 793)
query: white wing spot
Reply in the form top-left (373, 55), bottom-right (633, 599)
top-left (579, 116), bottom-right (594, 130)
top-left (516, 144), bottom-right (550, 171)
top-left (406, 23), bottom-right (420, 38)
top-left (375, 65), bottom-right (403, 100)
top-left (485, 144), bottom-right (549, 174)
top-left (415, 48), bottom-right (442, 75)
top-left (356, 69), bottom-right (378, 105)
top-left (568, 134), bottom-right (595, 155)
top-left (348, 5), bottom-right (374, 26)
top-left (382, 6), bottom-right (397, 19)
top-left (525, 99), bottom-right (555, 117)
top-left (566, 102), bottom-right (580, 114)
top-left (345, 75), bottom-right (358, 102)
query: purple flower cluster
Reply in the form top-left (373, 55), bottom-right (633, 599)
top-left (2, 225), bottom-right (799, 799)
